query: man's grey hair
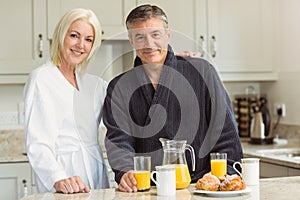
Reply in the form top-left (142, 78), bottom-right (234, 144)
top-left (125, 4), bottom-right (168, 30)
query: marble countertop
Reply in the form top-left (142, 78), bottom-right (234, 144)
top-left (21, 176), bottom-right (300, 200)
top-left (0, 153), bottom-right (28, 163)
top-left (241, 139), bottom-right (300, 169)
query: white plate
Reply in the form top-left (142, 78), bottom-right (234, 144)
top-left (194, 187), bottom-right (251, 197)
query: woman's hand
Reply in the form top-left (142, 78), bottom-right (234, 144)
top-left (54, 176), bottom-right (90, 194)
top-left (176, 50), bottom-right (201, 58)
top-left (118, 170), bottom-right (137, 192)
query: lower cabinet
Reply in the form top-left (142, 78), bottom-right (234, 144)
top-left (0, 161), bottom-right (115, 199)
top-left (0, 162), bottom-right (32, 200)
top-left (260, 161), bottom-right (300, 178)
top-left (287, 167), bottom-right (300, 176)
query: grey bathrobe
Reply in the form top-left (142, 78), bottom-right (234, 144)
top-left (103, 45), bottom-right (243, 184)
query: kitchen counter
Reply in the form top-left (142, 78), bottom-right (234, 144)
top-left (21, 176), bottom-right (300, 200)
top-left (241, 139), bottom-right (300, 169)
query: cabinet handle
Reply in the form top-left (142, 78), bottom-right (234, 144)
top-left (38, 34), bottom-right (43, 58)
top-left (210, 36), bottom-right (217, 58)
top-left (22, 179), bottom-right (28, 197)
top-left (199, 35), bottom-right (205, 57)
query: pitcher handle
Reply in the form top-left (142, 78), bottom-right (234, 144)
top-left (185, 144), bottom-right (195, 171)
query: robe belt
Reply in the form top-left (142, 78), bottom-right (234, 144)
top-left (56, 143), bottom-right (97, 189)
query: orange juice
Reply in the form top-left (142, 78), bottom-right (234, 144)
top-left (134, 170), bottom-right (150, 191)
top-left (211, 159), bottom-right (227, 177)
top-left (173, 164), bottom-right (191, 189)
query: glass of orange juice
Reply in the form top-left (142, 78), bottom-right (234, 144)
top-left (134, 156), bottom-right (151, 191)
top-left (210, 153), bottom-right (227, 178)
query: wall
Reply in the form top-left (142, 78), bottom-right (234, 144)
top-left (0, 85), bottom-right (23, 112)
top-left (223, 82), bottom-right (260, 100)
top-left (87, 40), bottom-right (133, 82)
top-left (261, 0), bottom-right (300, 125)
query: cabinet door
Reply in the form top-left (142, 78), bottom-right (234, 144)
top-left (260, 161), bottom-right (288, 178)
top-left (47, 0), bottom-right (136, 40)
top-left (288, 167), bottom-right (300, 176)
top-left (136, 0), bottom-right (196, 52)
top-left (196, 0), bottom-right (276, 80)
top-left (0, 162), bottom-right (32, 200)
top-left (0, 0), bottom-right (49, 75)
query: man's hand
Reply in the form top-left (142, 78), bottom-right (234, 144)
top-left (54, 176), bottom-right (90, 194)
top-left (118, 170), bottom-right (137, 192)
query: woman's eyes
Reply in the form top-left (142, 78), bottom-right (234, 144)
top-left (70, 33), bottom-right (93, 43)
top-left (85, 38), bottom-right (93, 43)
top-left (70, 33), bottom-right (79, 38)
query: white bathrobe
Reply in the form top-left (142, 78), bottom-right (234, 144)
top-left (24, 61), bottom-right (110, 192)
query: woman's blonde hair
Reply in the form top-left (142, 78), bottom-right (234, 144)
top-left (50, 8), bottom-right (102, 72)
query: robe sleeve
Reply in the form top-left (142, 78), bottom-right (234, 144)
top-left (24, 72), bottom-right (68, 191)
top-left (103, 78), bottom-right (135, 184)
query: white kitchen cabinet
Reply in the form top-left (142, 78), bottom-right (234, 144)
top-left (0, 162), bottom-right (32, 200)
top-left (195, 0), bottom-right (277, 81)
top-left (0, 0), bottom-right (49, 83)
top-left (30, 166), bottom-right (38, 194)
top-left (136, 0), bottom-right (196, 53)
top-left (47, 0), bottom-right (136, 40)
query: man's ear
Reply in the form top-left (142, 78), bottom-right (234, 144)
top-left (167, 27), bottom-right (171, 42)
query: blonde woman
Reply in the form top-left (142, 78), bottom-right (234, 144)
top-left (24, 8), bottom-right (109, 194)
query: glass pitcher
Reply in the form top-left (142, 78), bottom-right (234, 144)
top-left (159, 138), bottom-right (195, 189)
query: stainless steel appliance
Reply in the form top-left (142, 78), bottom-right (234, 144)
top-left (249, 98), bottom-right (273, 144)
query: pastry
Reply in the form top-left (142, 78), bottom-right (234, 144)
top-left (195, 172), bottom-right (220, 191)
top-left (196, 172), bottom-right (246, 191)
top-left (220, 174), bottom-right (246, 191)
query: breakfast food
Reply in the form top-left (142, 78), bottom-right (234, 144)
top-left (196, 172), bottom-right (246, 191)
top-left (196, 172), bottom-right (220, 191)
top-left (219, 174), bottom-right (246, 191)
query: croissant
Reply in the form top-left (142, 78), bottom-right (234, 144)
top-left (220, 174), bottom-right (246, 191)
top-left (196, 172), bottom-right (246, 191)
top-left (196, 172), bottom-right (220, 191)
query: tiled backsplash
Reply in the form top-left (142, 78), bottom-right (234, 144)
top-left (274, 124), bottom-right (300, 144)
top-left (0, 129), bottom-right (26, 157)
top-left (0, 124), bottom-right (299, 157)
top-left (0, 127), bottom-right (108, 157)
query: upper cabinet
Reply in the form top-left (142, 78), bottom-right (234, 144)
top-left (0, 0), bottom-right (278, 83)
top-left (47, 0), bottom-right (136, 40)
top-left (0, 0), bottom-right (49, 82)
top-left (195, 0), bottom-right (277, 81)
top-left (136, 0), bottom-right (196, 53)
